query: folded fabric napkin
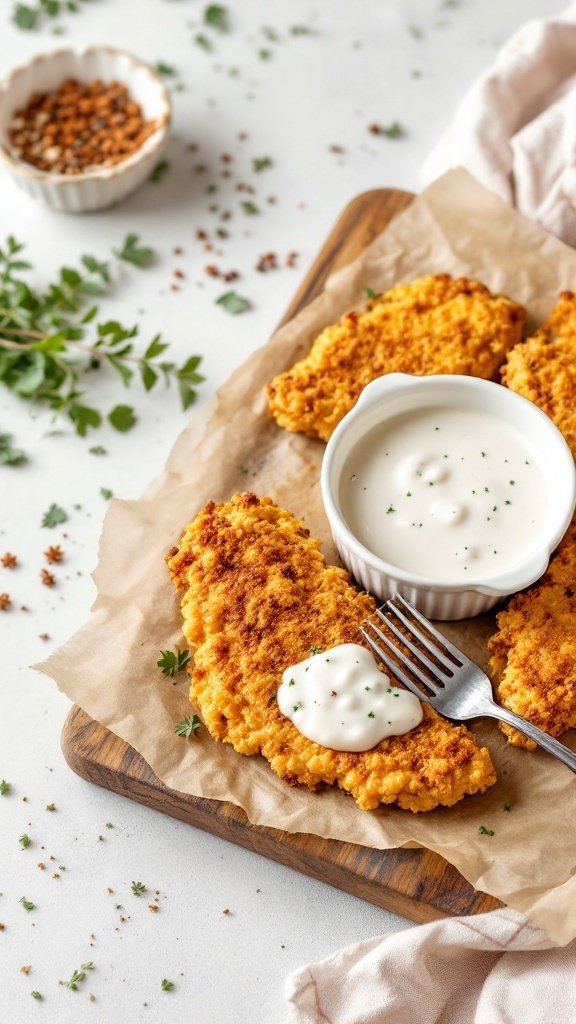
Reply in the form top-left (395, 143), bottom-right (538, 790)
top-left (285, 907), bottom-right (575, 1024)
top-left (421, 2), bottom-right (576, 246)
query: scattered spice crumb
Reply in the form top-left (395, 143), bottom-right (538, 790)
top-left (41, 569), bottom-right (55, 588)
top-left (1, 552), bottom-right (17, 568)
top-left (222, 908), bottom-right (231, 915)
top-left (37, 863), bottom-right (45, 871)
top-left (0, 593), bottom-right (11, 611)
top-left (20, 965), bottom-right (31, 974)
top-left (44, 545), bottom-right (63, 564)
top-left (255, 252), bottom-right (277, 273)
top-left (148, 904), bottom-right (159, 912)
top-left (45, 803), bottom-right (56, 812)
top-left (39, 634), bottom-right (50, 642)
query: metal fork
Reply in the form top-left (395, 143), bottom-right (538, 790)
top-left (360, 593), bottom-right (576, 773)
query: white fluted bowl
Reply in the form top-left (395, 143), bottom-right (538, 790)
top-left (321, 373), bottom-right (576, 621)
top-left (0, 47), bottom-right (171, 213)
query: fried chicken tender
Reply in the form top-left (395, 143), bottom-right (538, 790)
top-left (266, 274), bottom-right (525, 441)
top-left (502, 291), bottom-right (576, 457)
top-left (167, 493), bottom-right (496, 812)
top-left (488, 520), bottom-right (576, 749)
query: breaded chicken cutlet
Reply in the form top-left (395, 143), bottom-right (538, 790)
top-left (502, 291), bottom-right (576, 457)
top-left (266, 274), bottom-right (525, 441)
top-left (167, 493), bottom-right (496, 812)
top-left (488, 520), bottom-right (576, 749)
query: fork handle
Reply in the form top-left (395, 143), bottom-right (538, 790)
top-left (484, 702), bottom-right (576, 773)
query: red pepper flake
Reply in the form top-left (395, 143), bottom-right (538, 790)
top-left (148, 904), bottom-right (159, 912)
top-left (223, 270), bottom-right (239, 283)
top-left (195, 229), bottom-right (208, 241)
top-left (0, 923), bottom-right (5, 932)
top-left (255, 252), bottom-right (278, 273)
top-left (1, 552), bottom-right (17, 569)
top-left (41, 569), bottom-right (55, 588)
top-left (37, 863), bottom-right (45, 871)
top-left (286, 251), bottom-right (299, 268)
top-left (44, 545), bottom-right (63, 564)
top-left (205, 264), bottom-right (220, 278)
top-left (173, 269), bottom-right (185, 279)
top-left (0, 593), bottom-right (11, 611)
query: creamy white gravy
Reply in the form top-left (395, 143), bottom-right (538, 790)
top-left (277, 643), bottom-right (423, 751)
top-left (340, 406), bottom-right (548, 581)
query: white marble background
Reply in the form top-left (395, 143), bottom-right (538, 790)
top-left (0, 1), bottom-right (563, 1021)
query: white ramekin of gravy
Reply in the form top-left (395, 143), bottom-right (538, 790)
top-left (321, 373), bottom-right (576, 620)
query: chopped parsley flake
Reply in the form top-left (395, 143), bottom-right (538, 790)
top-left (478, 825), bottom-right (495, 836)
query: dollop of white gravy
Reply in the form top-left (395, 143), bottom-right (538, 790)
top-left (277, 643), bottom-right (423, 752)
top-left (340, 407), bottom-right (548, 581)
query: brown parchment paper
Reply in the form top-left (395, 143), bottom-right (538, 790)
top-left (37, 169), bottom-right (576, 945)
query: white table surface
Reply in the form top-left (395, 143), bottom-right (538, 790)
top-left (0, 1), bottom-right (562, 1020)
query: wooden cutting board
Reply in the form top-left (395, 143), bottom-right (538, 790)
top-left (61, 188), bottom-right (501, 924)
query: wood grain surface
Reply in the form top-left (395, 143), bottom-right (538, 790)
top-left (61, 187), bottom-right (502, 924)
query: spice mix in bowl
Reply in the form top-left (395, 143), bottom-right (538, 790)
top-left (0, 47), bottom-right (171, 212)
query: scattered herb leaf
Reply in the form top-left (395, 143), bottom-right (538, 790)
top-left (41, 503), bottom-right (67, 529)
top-left (100, 487), bottom-right (113, 500)
top-left (252, 156), bottom-right (272, 172)
top-left (157, 648), bottom-right (190, 677)
top-left (204, 3), bottom-right (228, 31)
top-left (161, 978), bottom-right (174, 992)
top-left (115, 234), bottom-right (154, 268)
top-left (150, 160), bottom-right (171, 184)
top-left (0, 433), bottom-right (27, 466)
top-left (108, 405), bottom-right (136, 433)
top-left (19, 834), bottom-right (31, 849)
top-left (131, 881), bottom-right (146, 896)
top-left (174, 714), bottom-right (202, 738)
top-left (66, 961), bottom-right (94, 990)
top-left (20, 897), bottom-right (35, 911)
top-left (0, 779), bottom-right (11, 795)
top-left (216, 291), bottom-right (251, 315)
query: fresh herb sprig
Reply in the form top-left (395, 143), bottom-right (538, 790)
top-left (0, 235), bottom-right (204, 439)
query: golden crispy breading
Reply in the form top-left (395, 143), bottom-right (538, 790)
top-left (266, 274), bottom-right (525, 442)
top-left (488, 520), bottom-right (576, 749)
top-left (502, 291), bottom-right (576, 457)
top-left (167, 493), bottom-right (495, 812)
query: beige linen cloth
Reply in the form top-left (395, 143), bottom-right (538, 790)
top-left (285, 908), bottom-right (574, 1024)
top-left (421, 2), bottom-right (576, 245)
top-left (287, 8), bottom-right (576, 1020)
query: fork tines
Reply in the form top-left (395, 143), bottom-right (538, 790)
top-left (360, 594), bottom-right (462, 701)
